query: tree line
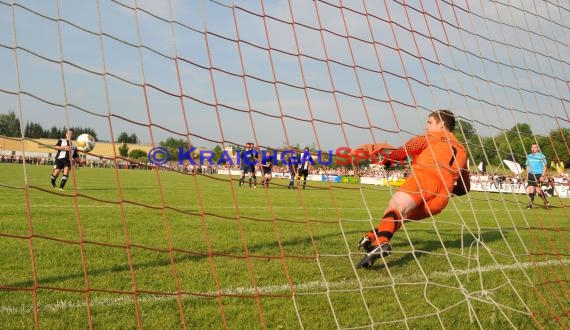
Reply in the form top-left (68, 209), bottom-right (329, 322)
top-left (0, 111), bottom-right (144, 159)
top-left (0, 112), bottom-right (98, 140)
top-left (0, 111), bottom-right (137, 143)
top-left (455, 120), bottom-right (570, 171)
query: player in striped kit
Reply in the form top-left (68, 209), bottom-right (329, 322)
top-left (49, 129), bottom-right (80, 191)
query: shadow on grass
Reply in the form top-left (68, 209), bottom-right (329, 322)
top-left (7, 229), bottom-right (510, 287)
top-left (369, 229), bottom-right (508, 271)
top-left (7, 230), bottom-right (334, 288)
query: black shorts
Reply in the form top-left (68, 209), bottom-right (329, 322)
top-left (54, 158), bottom-right (71, 170)
top-left (299, 169), bottom-right (309, 178)
top-left (242, 165), bottom-right (256, 174)
top-left (527, 173), bottom-right (542, 187)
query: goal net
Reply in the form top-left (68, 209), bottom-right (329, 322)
top-left (1, 0), bottom-right (568, 328)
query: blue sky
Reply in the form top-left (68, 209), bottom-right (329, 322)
top-left (0, 0), bottom-right (568, 151)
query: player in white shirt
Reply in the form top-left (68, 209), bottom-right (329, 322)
top-left (50, 129), bottom-right (80, 191)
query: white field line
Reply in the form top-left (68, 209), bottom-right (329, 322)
top-left (1, 258), bottom-right (569, 315)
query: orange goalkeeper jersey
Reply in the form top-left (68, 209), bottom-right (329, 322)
top-left (390, 131), bottom-right (467, 184)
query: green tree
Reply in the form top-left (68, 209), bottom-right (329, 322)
top-left (0, 111), bottom-right (21, 137)
top-left (536, 134), bottom-right (560, 171)
top-left (128, 149), bottom-right (147, 160)
top-left (159, 137), bottom-right (190, 161)
top-left (117, 132), bottom-right (138, 143)
top-left (500, 123), bottom-right (534, 164)
top-left (129, 133), bottom-right (138, 144)
top-left (24, 122), bottom-right (44, 138)
top-left (71, 127), bottom-right (98, 140)
top-left (213, 145), bottom-right (223, 163)
top-left (478, 136), bottom-right (497, 169)
top-left (117, 132), bottom-right (130, 143)
top-left (547, 128), bottom-right (570, 168)
top-left (455, 120), bottom-right (481, 170)
top-left (43, 126), bottom-right (97, 140)
top-left (47, 126), bottom-right (63, 138)
top-left (506, 123), bottom-right (533, 141)
top-left (455, 119), bottom-right (476, 145)
top-left (118, 143), bottom-right (129, 157)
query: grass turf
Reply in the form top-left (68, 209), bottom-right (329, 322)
top-left (0, 163), bottom-right (568, 329)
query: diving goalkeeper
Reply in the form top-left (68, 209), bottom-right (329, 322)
top-left (357, 110), bottom-right (470, 268)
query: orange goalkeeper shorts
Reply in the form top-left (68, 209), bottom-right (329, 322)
top-left (397, 171), bottom-right (452, 221)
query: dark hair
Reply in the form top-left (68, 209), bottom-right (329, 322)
top-left (430, 110), bottom-right (456, 131)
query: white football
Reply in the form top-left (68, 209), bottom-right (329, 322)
top-left (76, 133), bottom-right (96, 152)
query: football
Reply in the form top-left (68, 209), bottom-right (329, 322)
top-left (76, 133), bottom-right (96, 152)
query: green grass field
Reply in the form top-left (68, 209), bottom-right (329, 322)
top-left (0, 163), bottom-right (568, 329)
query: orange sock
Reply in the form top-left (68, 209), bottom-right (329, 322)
top-left (372, 209), bottom-right (402, 245)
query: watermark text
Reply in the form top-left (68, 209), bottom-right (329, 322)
top-left (147, 147), bottom-right (404, 167)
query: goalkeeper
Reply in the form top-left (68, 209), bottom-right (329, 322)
top-left (356, 110), bottom-right (470, 268)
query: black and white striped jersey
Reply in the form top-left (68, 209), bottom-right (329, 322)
top-left (54, 138), bottom-right (78, 160)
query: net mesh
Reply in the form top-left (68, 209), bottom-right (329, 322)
top-left (0, 0), bottom-right (569, 328)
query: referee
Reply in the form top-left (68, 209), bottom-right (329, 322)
top-left (524, 143), bottom-right (550, 209)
